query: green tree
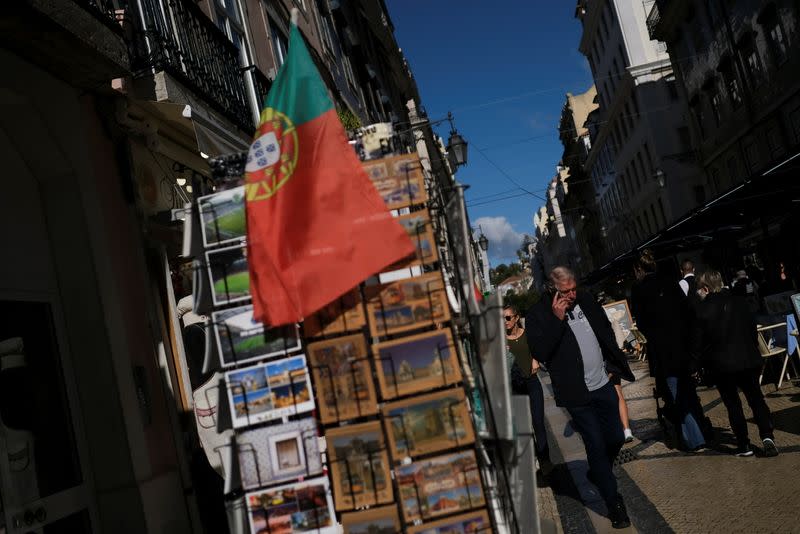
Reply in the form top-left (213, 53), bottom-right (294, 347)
top-left (490, 263), bottom-right (522, 286)
top-left (503, 290), bottom-right (541, 316)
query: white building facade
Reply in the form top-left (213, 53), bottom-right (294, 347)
top-left (576, 0), bottom-right (706, 265)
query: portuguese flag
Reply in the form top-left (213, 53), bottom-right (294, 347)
top-left (244, 19), bottom-right (414, 326)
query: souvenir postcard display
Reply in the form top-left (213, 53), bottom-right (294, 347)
top-left (184, 152), bottom-right (492, 533)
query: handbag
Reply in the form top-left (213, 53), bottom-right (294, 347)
top-left (509, 360), bottom-right (529, 395)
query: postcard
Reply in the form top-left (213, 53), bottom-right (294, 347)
top-left (225, 355), bottom-right (315, 429)
top-left (407, 510), bottom-right (491, 534)
top-left (303, 288), bottom-right (366, 338)
top-left (206, 243), bottom-right (251, 306)
top-left (382, 388), bottom-right (474, 461)
top-left (394, 210), bottom-right (439, 266)
top-left (306, 334), bottom-right (378, 424)
top-left (341, 506), bottom-right (401, 534)
top-left (197, 185), bottom-right (246, 247)
top-left (237, 418), bottom-right (322, 490)
top-left (362, 154), bottom-right (428, 209)
top-left (246, 476), bottom-right (337, 534)
top-left (372, 329), bottom-right (462, 400)
top-left (395, 450), bottom-right (485, 523)
top-left (326, 421), bottom-right (394, 511)
top-left (366, 272), bottom-right (450, 337)
top-left (212, 304), bottom-right (301, 368)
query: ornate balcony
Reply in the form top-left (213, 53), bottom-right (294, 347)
top-left (131, 0), bottom-right (253, 132)
top-left (70, 0), bottom-right (124, 33)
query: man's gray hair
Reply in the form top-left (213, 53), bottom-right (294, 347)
top-left (549, 266), bottom-right (576, 284)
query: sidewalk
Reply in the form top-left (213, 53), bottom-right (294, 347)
top-left (537, 359), bottom-right (800, 533)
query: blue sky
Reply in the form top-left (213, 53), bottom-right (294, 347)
top-left (385, 1), bottom-right (594, 265)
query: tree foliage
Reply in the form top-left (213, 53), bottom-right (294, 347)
top-left (503, 290), bottom-right (541, 316)
top-left (489, 263), bottom-right (523, 286)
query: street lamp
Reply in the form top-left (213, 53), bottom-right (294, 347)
top-left (654, 169), bottom-right (666, 188)
top-left (445, 112), bottom-right (468, 169)
top-left (478, 233), bottom-right (489, 252)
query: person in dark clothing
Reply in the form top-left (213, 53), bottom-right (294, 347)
top-left (526, 266), bottom-right (634, 529)
top-left (678, 259), bottom-right (697, 297)
top-left (504, 304), bottom-right (552, 477)
top-left (631, 250), bottom-right (707, 451)
top-left (692, 270), bottom-right (779, 457)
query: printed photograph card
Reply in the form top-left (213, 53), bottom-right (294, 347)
top-left (197, 185), bottom-right (246, 247)
top-left (366, 272), bottom-right (450, 337)
top-left (341, 505), bottom-right (401, 534)
top-left (326, 421), bottom-right (394, 511)
top-left (237, 418), bottom-right (322, 490)
top-left (205, 243), bottom-right (251, 306)
top-left (387, 210), bottom-right (438, 269)
top-left (306, 334), bottom-right (378, 424)
top-left (303, 287), bottom-right (366, 338)
top-left (407, 510), bottom-right (491, 534)
top-left (382, 388), bottom-right (475, 461)
top-left (372, 329), bottom-right (462, 400)
top-left (225, 355), bottom-right (314, 429)
top-left (395, 450), bottom-right (485, 523)
top-left (246, 476), bottom-right (337, 534)
top-left (362, 153), bottom-right (428, 210)
top-left (212, 304), bottom-right (301, 368)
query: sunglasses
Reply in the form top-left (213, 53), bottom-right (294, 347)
top-left (503, 315), bottom-right (516, 321)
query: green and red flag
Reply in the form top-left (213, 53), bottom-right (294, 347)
top-left (244, 20), bottom-right (414, 326)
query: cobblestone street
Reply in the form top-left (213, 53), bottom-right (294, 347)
top-left (537, 359), bottom-right (800, 533)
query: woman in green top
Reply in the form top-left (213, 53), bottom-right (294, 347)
top-left (505, 304), bottom-right (551, 471)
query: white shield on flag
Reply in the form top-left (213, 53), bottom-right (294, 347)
top-left (245, 131), bottom-right (281, 172)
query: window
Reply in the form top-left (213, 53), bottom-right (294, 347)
top-left (215, 0), bottom-right (245, 54)
top-left (342, 53), bottom-right (357, 89)
top-left (760, 6), bottom-right (789, 65)
top-left (694, 185), bottom-right (706, 205)
top-left (689, 96), bottom-right (706, 137)
top-left (666, 76), bottom-right (679, 100)
top-left (710, 90), bottom-right (723, 125)
top-left (657, 198), bottom-right (667, 225)
top-left (719, 60), bottom-right (742, 108)
top-left (635, 152), bottom-right (645, 189)
top-left (651, 204), bottom-right (659, 229)
top-left (738, 34), bottom-right (764, 87)
top-left (270, 21), bottom-right (289, 66)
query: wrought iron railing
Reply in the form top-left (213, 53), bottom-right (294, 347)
top-left (131, 0), bottom-right (253, 133)
top-left (251, 67), bottom-right (272, 113)
top-left (70, 0), bottom-right (124, 33)
top-left (645, 0), bottom-right (665, 41)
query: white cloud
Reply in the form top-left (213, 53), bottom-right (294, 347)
top-left (474, 216), bottom-right (523, 264)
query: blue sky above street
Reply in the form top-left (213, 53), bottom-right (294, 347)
top-left (385, 1), bottom-right (594, 264)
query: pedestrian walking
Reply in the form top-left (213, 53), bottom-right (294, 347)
top-left (631, 250), bottom-right (708, 452)
top-left (692, 270), bottom-right (779, 457)
top-left (526, 266), bottom-right (634, 529)
top-left (504, 304), bottom-right (552, 479)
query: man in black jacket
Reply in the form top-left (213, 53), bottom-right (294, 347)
top-left (526, 266), bottom-right (635, 529)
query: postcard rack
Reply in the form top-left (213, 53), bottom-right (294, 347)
top-left (174, 147), bottom-right (523, 534)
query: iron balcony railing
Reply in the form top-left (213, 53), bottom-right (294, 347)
top-left (70, 0), bottom-right (125, 33)
top-left (131, 0), bottom-right (254, 132)
top-left (645, 0), bottom-right (662, 41)
top-left (252, 66), bottom-right (272, 112)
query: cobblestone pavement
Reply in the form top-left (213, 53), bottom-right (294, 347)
top-left (539, 358), bottom-right (800, 533)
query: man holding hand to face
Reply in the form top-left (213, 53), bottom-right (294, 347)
top-left (526, 266), bottom-right (635, 529)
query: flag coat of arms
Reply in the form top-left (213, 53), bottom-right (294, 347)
top-left (245, 19), bottom-right (414, 326)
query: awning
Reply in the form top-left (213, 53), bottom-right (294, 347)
top-left (584, 152), bottom-right (800, 284)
